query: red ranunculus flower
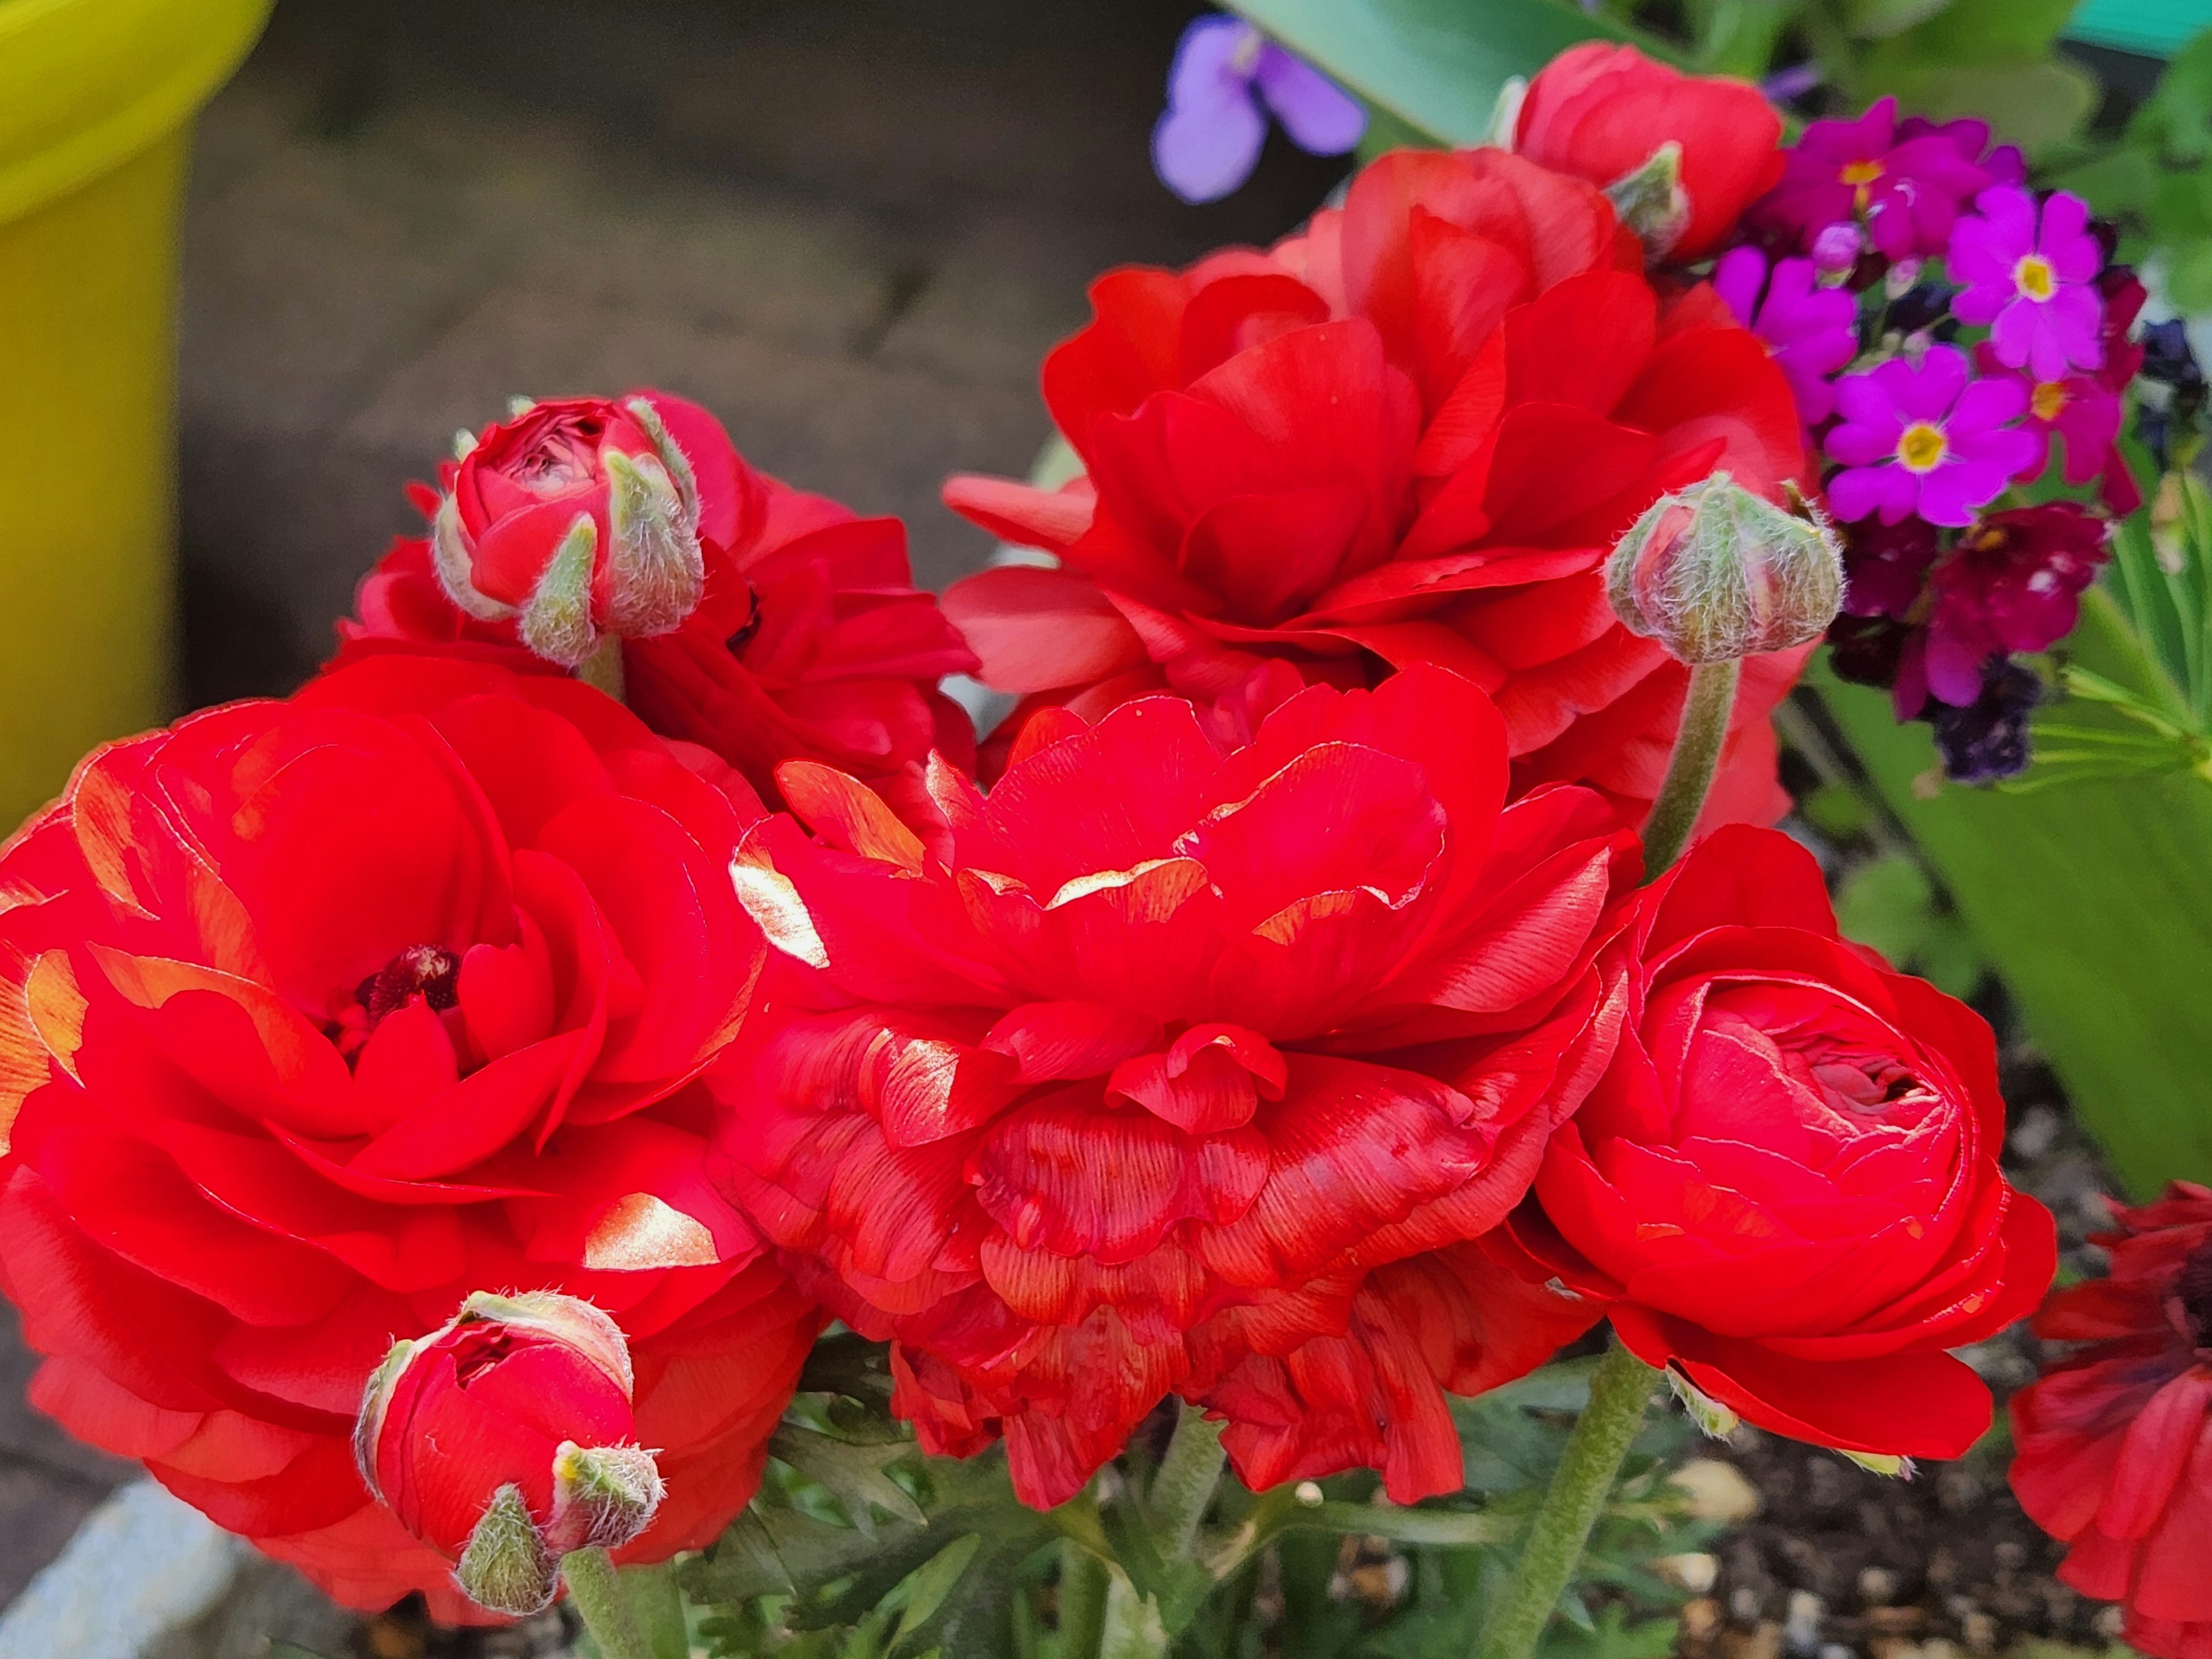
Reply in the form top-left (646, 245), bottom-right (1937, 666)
top-left (1514, 43), bottom-right (1785, 262)
top-left (1515, 825), bottom-right (2056, 1463)
top-left (710, 664), bottom-right (1638, 1507)
top-left (0, 656), bottom-right (819, 1619)
top-left (2012, 1183), bottom-right (2212, 1659)
top-left (338, 391), bottom-right (979, 808)
top-left (941, 147), bottom-right (1809, 835)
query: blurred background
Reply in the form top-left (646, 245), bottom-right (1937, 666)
top-left (0, 0), bottom-right (1357, 1607)
top-left (172, 0), bottom-right (1353, 707)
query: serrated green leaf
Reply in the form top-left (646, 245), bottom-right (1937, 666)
top-left (1221, 0), bottom-right (1671, 147)
top-left (889, 1535), bottom-right (983, 1651)
top-left (773, 1425), bottom-right (925, 1535)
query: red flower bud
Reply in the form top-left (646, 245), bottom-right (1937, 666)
top-left (433, 395), bottom-right (707, 666)
top-left (1607, 472), bottom-right (1843, 664)
top-left (355, 1291), bottom-right (664, 1615)
top-left (1514, 41), bottom-right (1784, 261)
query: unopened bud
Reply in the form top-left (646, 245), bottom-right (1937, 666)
top-left (546, 1441), bottom-right (666, 1554)
top-left (354, 1289), bottom-right (660, 1616)
top-left (1605, 141), bottom-right (1690, 262)
top-left (456, 1484), bottom-right (559, 1616)
top-left (427, 393), bottom-right (710, 670)
top-left (1607, 473), bottom-right (1844, 664)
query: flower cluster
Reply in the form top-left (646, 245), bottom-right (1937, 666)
top-left (0, 40), bottom-right (2073, 1637)
top-left (1716, 103), bottom-right (2158, 781)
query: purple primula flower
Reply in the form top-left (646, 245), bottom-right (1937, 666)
top-left (1152, 14), bottom-right (1365, 204)
top-left (1714, 247), bottom-right (1860, 426)
top-left (1824, 344), bottom-right (2040, 527)
top-left (1811, 221), bottom-right (1863, 275)
top-left (1948, 186), bottom-right (2105, 384)
top-left (1752, 96), bottom-right (1995, 261)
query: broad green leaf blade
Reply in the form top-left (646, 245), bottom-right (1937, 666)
top-left (1221, 0), bottom-right (1665, 146)
top-left (1810, 633), bottom-right (2212, 1197)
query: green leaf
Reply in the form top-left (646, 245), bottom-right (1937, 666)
top-left (1854, 56), bottom-right (2097, 153)
top-left (1837, 0), bottom-right (1955, 40)
top-left (1835, 855), bottom-right (1940, 963)
top-left (1863, 0), bottom-right (2079, 60)
top-left (1221, 0), bottom-right (1669, 147)
top-left (1810, 635), bottom-right (2212, 1197)
top-left (772, 1425), bottom-right (926, 1536)
top-left (889, 1535), bottom-right (983, 1652)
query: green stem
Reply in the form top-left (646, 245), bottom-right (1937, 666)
top-left (1059, 1540), bottom-right (1111, 1658)
top-left (578, 635), bottom-right (627, 702)
top-left (1148, 1400), bottom-right (1228, 1557)
top-left (622, 1559), bottom-right (690, 1659)
top-left (1641, 657), bottom-right (1741, 878)
top-left (561, 1547), bottom-right (656, 1659)
top-left (1099, 1571), bottom-right (1171, 1659)
top-left (1473, 1339), bottom-right (1662, 1659)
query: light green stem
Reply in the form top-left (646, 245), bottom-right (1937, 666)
top-left (1641, 657), bottom-right (1741, 877)
top-left (561, 1547), bottom-right (657, 1659)
top-left (623, 1559), bottom-right (690, 1659)
top-left (577, 635), bottom-right (627, 702)
top-left (1099, 1571), bottom-right (1171, 1659)
top-left (1148, 1400), bottom-right (1227, 1556)
top-left (1059, 1540), bottom-right (1110, 1658)
top-left (1473, 1340), bottom-right (1662, 1659)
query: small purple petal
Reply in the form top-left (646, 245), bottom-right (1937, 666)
top-left (1762, 61), bottom-right (1825, 103)
top-left (1988, 300), bottom-right (2040, 376)
top-left (1831, 464), bottom-right (1920, 525)
top-left (1713, 247), bottom-right (1768, 329)
top-left (1950, 373), bottom-right (2029, 436)
top-left (1168, 16), bottom-right (1260, 108)
top-left (1917, 457), bottom-right (2008, 527)
top-left (1894, 346), bottom-right (1971, 422)
top-left (1252, 46), bottom-right (1366, 156)
top-left (1920, 623), bottom-right (1988, 706)
top-left (1153, 94), bottom-right (1268, 204)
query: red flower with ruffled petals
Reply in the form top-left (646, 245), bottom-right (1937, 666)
top-left (0, 656), bottom-right (819, 1619)
top-left (338, 392), bottom-right (979, 807)
top-left (1515, 43), bottom-right (1785, 260)
top-left (942, 147), bottom-right (1810, 836)
top-left (1516, 825), bottom-right (2056, 1463)
top-left (2012, 1184), bottom-right (2212, 1659)
top-left (710, 665), bottom-right (1639, 1507)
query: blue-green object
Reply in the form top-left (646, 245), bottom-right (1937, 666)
top-left (2067, 0), bottom-right (2212, 58)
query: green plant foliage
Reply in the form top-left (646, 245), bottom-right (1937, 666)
top-left (1834, 854), bottom-right (1990, 997)
top-left (1229, 0), bottom-right (2106, 161)
top-left (688, 1359), bottom-right (1715, 1659)
top-left (1810, 614), bottom-right (2212, 1196)
top-left (1221, 0), bottom-right (1649, 146)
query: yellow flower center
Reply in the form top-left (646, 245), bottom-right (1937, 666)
top-left (1840, 158), bottom-right (1884, 213)
top-left (1897, 422), bottom-right (1948, 473)
top-left (2032, 380), bottom-right (2069, 422)
top-left (2014, 254), bottom-right (2056, 302)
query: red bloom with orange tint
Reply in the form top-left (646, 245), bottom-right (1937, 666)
top-left (2012, 1184), bottom-right (2212, 1659)
top-left (1515, 826), bottom-right (2056, 1464)
top-left (710, 665), bottom-right (1637, 1507)
top-left (339, 391), bottom-right (979, 806)
top-left (942, 147), bottom-right (1810, 834)
top-left (1514, 43), bottom-right (1784, 261)
top-left (0, 657), bottom-right (817, 1619)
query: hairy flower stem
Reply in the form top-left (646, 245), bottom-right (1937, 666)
top-left (1149, 1399), bottom-right (1228, 1555)
top-left (578, 635), bottom-right (627, 703)
top-left (1474, 1339), bottom-right (1662, 1659)
top-left (1640, 656), bottom-right (1741, 878)
top-left (1060, 1540), bottom-right (1111, 1656)
top-left (560, 1547), bottom-right (659, 1659)
top-left (1100, 1574), bottom-right (1172, 1659)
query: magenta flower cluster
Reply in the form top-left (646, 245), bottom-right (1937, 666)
top-left (1728, 101), bottom-right (2146, 783)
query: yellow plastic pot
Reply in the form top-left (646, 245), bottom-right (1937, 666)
top-left (0, 0), bottom-right (271, 832)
